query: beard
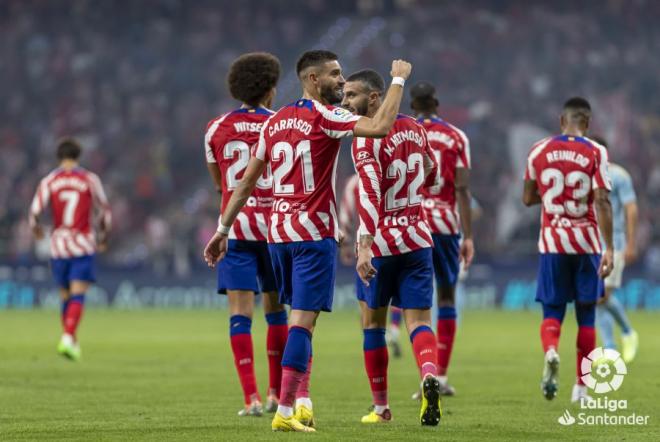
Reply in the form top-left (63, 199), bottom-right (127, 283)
top-left (320, 82), bottom-right (344, 105)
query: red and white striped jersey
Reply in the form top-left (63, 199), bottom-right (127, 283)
top-left (418, 116), bottom-right (471, 235)
top-left (352, 115), bottom-right (435, 257)
top-left (254, 99), bottom-right (360, 243)
top-left (525, 135), bottom-right (611, 254)
top-left (338, 174), bottom-right (359, 241)
top-left (29, 167), bottom-right (111, 259)
top-left (205, 107), bottom-right (274, 241)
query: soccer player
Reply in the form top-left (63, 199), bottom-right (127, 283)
top-left (204, 52), bottom-right (287, 417)
top-left (522, 97), bottom-right (614, 403)
top-left (29, 138), bottom-right (111, 361)
top-left (338, 174), bottom-right (403, 358)
top-left (591, 136), bottom-right (639, 363)
top-left (410, 81), bottom-right (475, 396)
top-left (342, 69), bottom-right (442, 426)
top-left (204, 51), bottom-right (412, 432)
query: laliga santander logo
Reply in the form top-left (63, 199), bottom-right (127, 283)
top-left (580, 347), bottom-right (627, 393)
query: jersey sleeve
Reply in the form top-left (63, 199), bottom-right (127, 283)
top-left (28, 177), bottom-right (51, 226)
top-left (89, 173), bottom-right (112, 230)
top-left (314, 102), bottom-right (361, 139)
top-left (524, 148), bottom-right (537, 180)
top-left (254, 121), bottom-right (270, 161)
top-left (421, 130), bottom-right (440, 188)
top-left (352, 137), bottom-right (382, 238)
top-left (204, 119), bottom-right (220, 163)
top-left (616, 168), bottom-right (637, 205)
top-left (592, 142), bottom-right (612, 191)
top-left (455, 127), bottom-right (471, 169)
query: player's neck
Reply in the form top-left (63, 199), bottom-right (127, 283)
top-left (561, 126), bottom-right (586, 137)
top-left (302, 89), bottom-right (326, 105)
top-left (416, 111), bottom-right (437, 119)
top-left (59, 160), bottom-right (78, 171)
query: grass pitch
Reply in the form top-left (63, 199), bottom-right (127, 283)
top-left (0, 309), bottom-right (658, 441)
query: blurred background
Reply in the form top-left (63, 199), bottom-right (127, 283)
top-left (1, 0), bottom-right (658, 308)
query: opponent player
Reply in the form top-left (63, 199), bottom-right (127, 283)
top-left (204, 51), bottom-right (412, 432)
top-left (523, 97), bottom-right (614, 403)
top-left (338, 174), bottom-right (403, 358)
top-left (591, 136), bottom-right (639, 362)
top-left (29, 138), bottom-right (111, 361)
top-left (204, 52), bottom-right (287, 417)
top-left (342, 69), bottom-right (442, 426)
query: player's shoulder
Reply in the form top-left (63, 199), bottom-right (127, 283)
top-left (608, 162), bottom-right (631, 182)
top-left (528, 135), bottom-right (554, 156)
top-left (395, 113), bottom-right (424, 130)
top-left (419, 115), bottom-right (467, 142)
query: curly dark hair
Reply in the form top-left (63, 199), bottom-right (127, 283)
top-left (227, 52), bottom-right (281, 107)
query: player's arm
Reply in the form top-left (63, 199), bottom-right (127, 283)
top-left (595, 188), bottom-right (614, 277)
top-left (352, 139), bottom-right (381, 285)
top-left (204, 156), bottom-right (266, 267)
top-left (28, 178), bottom-right (50, 240)
top-left (522, 180), bottom-right (542, 206)
top-left (455, 168), bottom-right (474, 268)
top-left (90, 173), bottom-right (112, 250)
top-left (352, 60), bottom-right (412, 138)
top-left (204, 135), bottom-right (223, 208)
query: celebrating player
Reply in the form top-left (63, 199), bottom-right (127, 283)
top-left (342, 69), bottom-right (442, 426)
top-left (29, 138), bottom-right (111, 361)
top-left (338, 174), bottom-right (403, 358)
top-left (522, 97), bottom-right (614, 403)
top-left (591, 136), bottom-right (639, 362)
top-left (410, 81), bottom-right (474, 396)
top-left (204, 52), bottom-right (287, 417)
top-left (204, 51), bottom-right (412, 432)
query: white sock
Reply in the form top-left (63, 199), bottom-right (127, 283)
top-left (374, 404), bottom-right (389, 414)
top-left (277, 405), bottom-right (293, 418)
top-left (295, 397), bottom-right (313, 410)
top-left (437, 375), bottom-right (448, 384)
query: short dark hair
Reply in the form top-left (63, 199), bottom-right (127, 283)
top-left (56, 138), bottom-right (82, 160)
top-left (410, 81), bottom-right (439, 113)
top-left (562, 96), bottom-right (591, 125)
top-left (227, 52), bottom-right (281, 107)
top-left (296, 50), bottom-right (339, 76)
top-left (346, 69), bottom-right (385, 94)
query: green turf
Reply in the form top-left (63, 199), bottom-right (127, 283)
top-left (0, 309), bottom-right (658, 441)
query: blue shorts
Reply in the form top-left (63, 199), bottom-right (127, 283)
top-left (431, 234), bottom-right (460, 288)
top-left (358, 248), bottom-right (433, 310)
top-left (536, 253), bottom-right (604, 305)
top-left (268, 238), bottom-right (337, 312)
top-left (217, 240), bottom-right (277, 294)
top-left (51, 255), bottom-right (96, 289)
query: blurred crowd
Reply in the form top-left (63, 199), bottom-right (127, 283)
top-left (1, 0), bottom-right (658, 274)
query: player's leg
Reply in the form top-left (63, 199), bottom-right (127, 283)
top-left (360, 302), bottom-right (391, 423)
top-left (358, 254), bottom-right (395, 423)
top-left (257, 241), bottom-right (288, 412)
top-left (227, 290), bottom-right (262, 416)
top-left (573, 302), bottom-right (596, 402)
top-left (57, 255), bottom-right (94, 361)
top-left (432, 234), bottom-right (461, 395)
top-left (386, 306), bottom-right (402, 358)
top-left (269, 240), bottom-right (336, 432)
top-left (263, 291), bottom-right (287, 411)
top-left (540, 303), bottom-right (565, 400)
top-left (218, 240), bottom-right (263, 416)
top-left (596, 296), bottom-right (617, 349)
top-left (571, 254), bottom-right (602, 403)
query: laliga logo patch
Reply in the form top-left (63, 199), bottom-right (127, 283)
top-left (581, 347), bottom-right (627, 394)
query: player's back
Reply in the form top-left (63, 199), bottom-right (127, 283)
top-left (418, 116), bottom-right (470, 235)
top-left (526, 134), bottom-right (610, 254)
top-left (255, 98), bottom-right (360, 243)
top-left (353, 114), bottom-right (433, 256)
top-left (607, 162), bottom-right (635, 251)
top-left (32, 167), bottom-right (106, 258)
top-left (205, 107), bottom-right (273, 241)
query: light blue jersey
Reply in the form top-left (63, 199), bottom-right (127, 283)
top-left (606, 163), bottom-right (636, 251)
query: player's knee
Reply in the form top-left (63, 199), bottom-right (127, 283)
top-left (437, 286), bottom-right (455, 304)
top-left (542, 303), bottom-right (566, 323)
top-left (576, 303), bottom-right (596, 327)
